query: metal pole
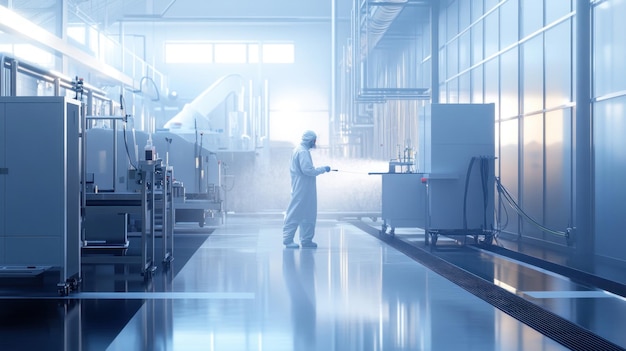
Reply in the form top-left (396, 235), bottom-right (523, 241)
top-left (331, 0), bottom-right (337, 155)
top-left (574, 0), bottom-right (593, 255)
top-left (430, 1), bottom-right (439, 104)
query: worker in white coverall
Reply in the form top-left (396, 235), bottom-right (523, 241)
top-left (282, 130), bottom-right (332, 249)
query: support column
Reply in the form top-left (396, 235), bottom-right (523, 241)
top-left (431, 1), bottom-right (439, 104)
top-left (574, 0), bottom-right (593, 257)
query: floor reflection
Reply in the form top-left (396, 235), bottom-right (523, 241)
top-left (283, 249), bottom-right (317, 351)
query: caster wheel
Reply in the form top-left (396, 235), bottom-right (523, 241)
top-left (57, 284), bottom-right (70, 296)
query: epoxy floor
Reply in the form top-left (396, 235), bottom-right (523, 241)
top-left (0, 215), bottom-right (623, 350)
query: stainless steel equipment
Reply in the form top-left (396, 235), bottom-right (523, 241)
top-left (82, 159), bottom-right (174, 277)
top-left (0, 97), bottom-right (82, 295)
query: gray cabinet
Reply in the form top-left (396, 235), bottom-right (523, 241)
top-left (0, 97), bottom-right (81, 291)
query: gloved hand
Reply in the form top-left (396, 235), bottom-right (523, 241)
top-left (324, 166), bottom-right (331, 172)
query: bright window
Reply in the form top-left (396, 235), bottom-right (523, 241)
top-left (262, 44), bottom-right (294, 63)
top-left (164, 41), bottom-right (295, 64)
top-left (214, 44), bottom-right (247, 63)
top-left (165, 43), bottom-right (212, 63)
top-left (67, 25), bottom-right (86, 45)
top-left (248, 44), bottom-right (260, 63)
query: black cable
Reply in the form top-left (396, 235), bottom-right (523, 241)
top-left (481, 157), bottom-right (489, 230)
top-left (120, 94), bottom-right (137, 170)
top-left (462, 156), bottom-right (476, 231)
top-left (495, 177), bottom-right (566, 236)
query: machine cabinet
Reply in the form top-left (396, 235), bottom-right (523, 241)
top-left (0, 97), bottom-right (81, 293)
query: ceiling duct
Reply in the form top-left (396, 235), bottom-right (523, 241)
top-left (361, 0), bottom-right (405, 56)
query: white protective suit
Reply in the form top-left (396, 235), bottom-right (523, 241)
top-left (282, 131), bottom-right (330, 246)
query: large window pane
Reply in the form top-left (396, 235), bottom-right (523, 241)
top-left (485, 58), bottom-right (499, 113)
top-left (459, 0), bottom-right (471, 29)
top-left (165, 43), bottom-right (212, 63)
top-left (262, 43), bottom-right (294, 63)
top-left (214, 43), bottom-right (247, 63)
top-left (594, 97), bottom-right (626, 257)
top-left (594, 0), bottom-right (626, 97)
top-left (471, 65), bottom-right (484, 103)
top-left (522, 0), bottom-right (543, 38)
top-left (447, 78), bottom-right (459, 103)
top-left (471, 22), bottom-right (484, 64)
top-left (546, 0), bottom-right (573, 25)
top-left (499, 118), bottom-right (520, 234)
top-left (446, 39), bottom-right (459, 78)
top-left (500, 48), bottom-right (519, 118)
top-left (459, 31), bottom-right (470, 72)
top-left (522, 113), bottom-right (544, 237)
top-left (544, 109), bottom-right (572, 238)
top-left (545, 22), bottom-right (572, 109)
top-left (522, 35), bottom-right (544, 113)
top-left (500, 0), bottom-right (519, 49)
top-left (446, 0), bottom-right (459, 42)
top-left (459, 72), bottom-right (470, 103)
top-left (484, 11), bottom-right (499, 57)
top-left (472, 0), bottom-right (484, 22)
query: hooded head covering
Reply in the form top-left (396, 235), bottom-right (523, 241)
top-left (301, 130), bottom-right (317, 148)
top-left (302, 130), bottom-right (317, 142)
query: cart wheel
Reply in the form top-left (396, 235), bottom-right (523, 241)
top-left (68, 278), bottom-right (81, 292)
top-left (483, 234), bottom-right (493, 245)
top-left (57, 283), bottom-right (70, 297)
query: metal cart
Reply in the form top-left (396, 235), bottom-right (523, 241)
top-left (370, 172), bottom-right (427, 237)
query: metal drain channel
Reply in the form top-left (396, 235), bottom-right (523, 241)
top-left (351, 221), bottom-right (625, 351)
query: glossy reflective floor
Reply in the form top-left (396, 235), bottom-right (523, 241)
top-left (0, 215), bottom-right (624, 350)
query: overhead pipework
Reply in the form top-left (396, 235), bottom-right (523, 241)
top-left (351, 0), bottom-right (431, 101)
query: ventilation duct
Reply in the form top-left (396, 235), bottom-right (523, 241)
top-left (163, 74), bottom-right (245, 131)
top-left (360, 0), bottom-right (406, 56)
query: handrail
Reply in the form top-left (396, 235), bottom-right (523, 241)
top-left (0, 53), bottom-right (109, 101)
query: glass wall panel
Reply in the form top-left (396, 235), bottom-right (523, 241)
top-left (472, 0), bottom-right (484, 22)
top-left (439, 8), bottom-right (447, 46)
top-left (459, 0), bottom-right (471, 30)
top-left (459, 71), bottom-right (470, 103)
top-left (447, 78), bottom-right (459, 103)
top-left (593, 0), bottom-right (626, 97)
top-left (471, 65), bottom-right (484, 103)
top-left (522, 113), bottom-right (544, 238)
top-left (499, 118), bottom-right (520, 235)
top-left (484, 11), bottom-right (499, 58)
top-left (521, 0), bottom-right (543, 38)
top-left (459, 31), bottom-right (471, 72)
top-left (485, 58), bottom-right (499, 114)
top-left (546, 0), bottom-right (572, 25)
top-left (522, 34), bottom-right (544, 113)
top-left (500, 48), bottom-right (519, 119)
top-left (439, 47), bottom-right (446, 80)
top-left (446, 0), bottom-right (459, 41)
top-left (544, 109), bottom-right (572, 240)
top-left (471, 22), bottom-right (484, 65)
top-left (446, 39), bottom-right (459, 79)
top-left (500, 0), bottom-right (519, 49)
top-left (485, 0), bottom-right (500, 10)
top-left (545, 22), bottom-right (572, 109)
top-left (594, 97), bottom-right (626, 259)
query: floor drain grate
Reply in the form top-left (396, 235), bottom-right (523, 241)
top-left (351, 221), bottom-right (625, 351)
